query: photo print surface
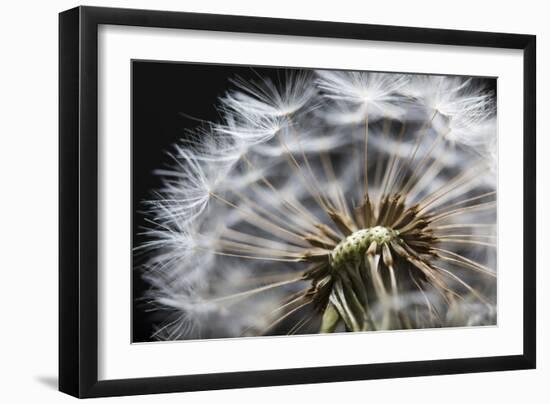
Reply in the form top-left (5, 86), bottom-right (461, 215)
top-left (132, 61), bottom-right (497, 343)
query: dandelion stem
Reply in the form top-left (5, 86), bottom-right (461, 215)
top-left (320, 301), bottom-right (341, 333)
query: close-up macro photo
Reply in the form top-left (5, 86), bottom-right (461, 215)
top-left (132, 62), bottom-right (498, 342)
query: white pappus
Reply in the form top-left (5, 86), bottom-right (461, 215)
top-left (137, 68), bottom-right (498, 341)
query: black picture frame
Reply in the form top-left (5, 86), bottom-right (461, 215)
top-left (59, 5), bottom-right (536, 398)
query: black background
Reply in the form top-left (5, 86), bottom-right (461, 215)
top-left (132, 61), bottom-right (287, 342)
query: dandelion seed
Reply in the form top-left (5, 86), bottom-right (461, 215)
top-left (403, 75), bottom-right (496, 149)
top-left (315, 70), bottom-right (408, 120)
top-left (222, 70), bottom-right (317, 118)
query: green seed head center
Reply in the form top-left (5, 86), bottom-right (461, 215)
top-left (331, 226), bottom-right (398, 268)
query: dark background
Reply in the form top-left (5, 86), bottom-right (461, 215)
top-left (132, 60), bottom-right (288, 342)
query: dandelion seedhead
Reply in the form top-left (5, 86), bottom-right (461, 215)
top-left (137, 69), bottom-right (497, 340)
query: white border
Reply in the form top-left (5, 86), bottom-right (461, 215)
top-left (98, 25), bottom-right (524, 380)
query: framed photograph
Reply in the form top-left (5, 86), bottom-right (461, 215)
top-left (59, 6), bottom-right (536, 398)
